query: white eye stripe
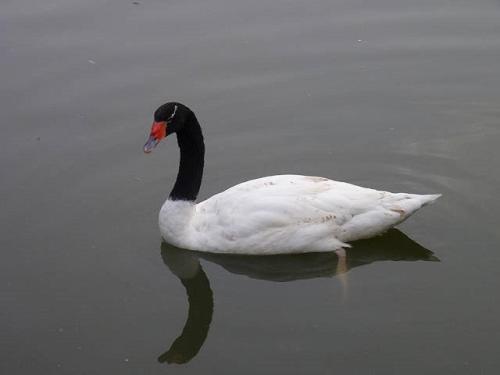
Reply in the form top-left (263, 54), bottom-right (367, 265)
top-left (168, 105), bottom-right (178, 120)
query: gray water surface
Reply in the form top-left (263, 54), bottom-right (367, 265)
top-left (2, 0), bottom-right (500, 373)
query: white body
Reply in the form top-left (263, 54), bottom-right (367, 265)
top-left (159, 175), bottom-right (440, 255)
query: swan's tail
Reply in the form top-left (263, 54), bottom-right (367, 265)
top-left (390, 193), bottom-right (441, 220)
top-left (416, 194), bottom-right (442, 207)
top-left (339, 192), bottom-right (441, 242)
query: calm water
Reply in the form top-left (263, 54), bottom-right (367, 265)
top-left (2, 0), bottom-right (500, 373)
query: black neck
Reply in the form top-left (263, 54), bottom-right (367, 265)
top-left (169, 111), bottom-right (205, 201)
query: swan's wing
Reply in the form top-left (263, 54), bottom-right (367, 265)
top-left (192, 175), bottom-right (439, 254)
top-left (198, 175), bottom-right (384, 222)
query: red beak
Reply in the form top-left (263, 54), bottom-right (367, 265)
top-left (144, 121), bottom-right (167, 153)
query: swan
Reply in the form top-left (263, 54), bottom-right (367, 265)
top-left (144, 102), bottom-right (440, 255)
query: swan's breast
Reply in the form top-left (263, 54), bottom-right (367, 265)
top-left (159, 199), bottom-right (197, 248)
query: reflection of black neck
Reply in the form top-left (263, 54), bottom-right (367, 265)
top-left (169, 112), bottom-right (205, 201)
top-left (158, 266), bottom-right (213, 364)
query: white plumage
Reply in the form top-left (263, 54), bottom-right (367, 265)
top-left (159, 175), bottom-right (440, 254)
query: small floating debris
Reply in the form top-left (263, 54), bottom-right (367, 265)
top-left (88, 59), bottom-right (96, 64)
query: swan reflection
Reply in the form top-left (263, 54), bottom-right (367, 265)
top-left (159, 229), bottom-right (438, 364)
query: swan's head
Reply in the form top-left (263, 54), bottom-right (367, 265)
top-left (144, 102), bottom-right (190, 153)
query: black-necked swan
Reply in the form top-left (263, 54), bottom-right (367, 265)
top-left (143, 102), bottom-right (440, 255)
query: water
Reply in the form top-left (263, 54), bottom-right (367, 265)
top-left (2, 0), bottom-right (500, 373)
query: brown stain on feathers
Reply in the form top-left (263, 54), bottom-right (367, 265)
top-left (306, 176), bottom-right (329, 183)
top-left (390, 208), bottom-right (406, 217)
